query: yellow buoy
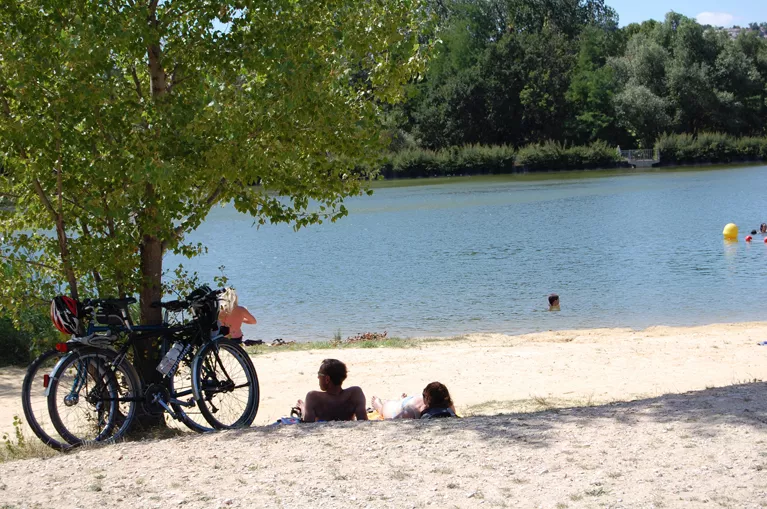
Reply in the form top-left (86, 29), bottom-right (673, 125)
top-left (723, 223), bottom-right (739, 240)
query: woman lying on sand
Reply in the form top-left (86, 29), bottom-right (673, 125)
top-left (371, 382), bottom-right (457, 419)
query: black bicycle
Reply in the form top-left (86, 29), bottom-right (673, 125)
top-left (42, 287), bottom-right (259, 447)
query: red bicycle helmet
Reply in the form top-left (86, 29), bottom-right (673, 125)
top-left (50, 296), bottom-right (81, 335)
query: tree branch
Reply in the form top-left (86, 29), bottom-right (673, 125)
top-left (56, 144), bottom-right (63, 219)
top-left (0, 254), bottom-right (56, 271)
top-left (167, 75), bottom-right (192, 92)
top-left (32, 179), bottom-right (58, 221)
top-left (131, 66), bottom-right (144, 100)
top-left (0, 89), bottom-right (10, 117)
top-left (161, 5), bottom-right (202, 28)
top-left (163, 178), bottom-right (227, 251)
top-left (101, 196), bottom-right (126, 298)
top-left (167, 64), bottom-right (179, 93)
top-left (54, 135), bottom-right (79, 299)
top-left (80, 220), bottom-right (103, 285)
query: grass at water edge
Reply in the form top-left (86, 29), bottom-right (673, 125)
top-left (243, 335), bottom-right (465, 355)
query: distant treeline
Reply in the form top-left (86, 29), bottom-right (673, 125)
top-left (386, 0), bottom-right (767, 157)
top-left (377, 134), bottom-right (767, 178)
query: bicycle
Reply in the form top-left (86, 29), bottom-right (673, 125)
top-left (43, 287), bottom-right (259, 447)
top-left (21, 296), bottom-right (149, 450)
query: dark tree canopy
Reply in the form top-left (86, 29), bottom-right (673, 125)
top-left (395, 2), bottom-right (767, 149)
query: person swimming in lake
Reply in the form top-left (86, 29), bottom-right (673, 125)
top-left (370, 382), bottom-right (457, 419)
top-left (548, 293), bottom-right (560, 311)
top-left (760, 223), bottom-right (767, 234)
top-left (217, 287), bottom-right (257, 341)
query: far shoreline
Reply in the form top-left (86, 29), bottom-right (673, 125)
top-left (368, 160), bottom-right (767, 189)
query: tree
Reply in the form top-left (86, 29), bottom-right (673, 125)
top-left (613, 85), bottom-right (671, 147)
top-left (516, 29), bottom-right (575, 143)
top-left (666, 61), bottom-right (718, 134)
top-left (566, 26), bottom-right (625, 144)
top-left (404, 0), bottom-right (500, 148)
top-left (621, 33), bottom-right (669, 96)
top-left (400, 0), bottom-right (619, 148)
top-left (0, 1), bottom-right (431, 397)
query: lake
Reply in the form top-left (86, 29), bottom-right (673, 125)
top-left (166, 165), bottom-right (767, 342)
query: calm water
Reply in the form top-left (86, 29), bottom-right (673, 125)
top-left (166, 165), bottom-right (767, 342)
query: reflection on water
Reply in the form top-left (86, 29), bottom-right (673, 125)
top-left (166, 165), bottom-right (767, 342)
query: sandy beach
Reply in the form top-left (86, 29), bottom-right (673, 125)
top-left (1, 322), bottom-right (767, 508)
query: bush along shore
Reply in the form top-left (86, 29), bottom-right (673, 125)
top-left (655, 133), bottom-right (767, 166)
top-left (378, 142), bottom-right (626, 178)
top-left (378, 134), bottom-right (767, 179)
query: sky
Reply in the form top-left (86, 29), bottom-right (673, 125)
top-left (609, 0), bottom-right (767, 27)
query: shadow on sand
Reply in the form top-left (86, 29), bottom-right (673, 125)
top-left (228, 381), bottom-right (767, 448)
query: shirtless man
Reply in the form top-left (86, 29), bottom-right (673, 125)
top-left (296, 359), bottom-right (368, 422)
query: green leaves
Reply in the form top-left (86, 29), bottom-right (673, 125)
top-left (397, 2), bottom-right (767, 151)
top-left (0, 0), bottom-right (432, 317)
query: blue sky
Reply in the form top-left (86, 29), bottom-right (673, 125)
top-left (610, 0), bottom-right (767, 27)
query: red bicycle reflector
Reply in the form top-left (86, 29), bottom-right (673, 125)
top-left (54, 343), bottom-right (68, 353)
top-left (43, 374), bottom-right (50, 388)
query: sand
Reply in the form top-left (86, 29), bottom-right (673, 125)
top-left (1, 322), bottom-right (767, 508)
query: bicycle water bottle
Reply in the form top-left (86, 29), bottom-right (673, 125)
top-left (157, 342), bottom-right (184, 375)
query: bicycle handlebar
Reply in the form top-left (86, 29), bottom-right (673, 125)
top-left (150, 288), bottom-right (223, 311)
top-left (82, 297), bottom-right (137, 308)
top-left (151, 299), bottom-right (188, 311)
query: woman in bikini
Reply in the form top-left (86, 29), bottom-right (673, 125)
top-left (217, 287), bottom-right (257, 340)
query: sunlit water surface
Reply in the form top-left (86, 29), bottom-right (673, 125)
top-left (166, 165), bottom-right (767, 341)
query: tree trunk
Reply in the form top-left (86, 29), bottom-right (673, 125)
top-left (131, 233), bottom-right (166, 430)
top-left (135, 232), bottom-right (163, 377)
top-left (128, 0), bottom-right (168, 432)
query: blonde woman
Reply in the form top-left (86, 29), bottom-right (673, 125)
top-left (218, 287), bottom-right (257, 341)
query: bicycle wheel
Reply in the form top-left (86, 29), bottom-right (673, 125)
top-left (192, 338), bottom-right (259, 429)
top-left (47, 347), bottom-right (140, 445)
top-left (21, 348), bottom-right (71, 451)
top-left (168, 352), bottom-right (216, 433)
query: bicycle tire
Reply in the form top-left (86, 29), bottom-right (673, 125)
top-left (47, 347), bottom-right (140, 445)
top-left (20, 348), bottom-right (72, 451)
top-left (168, 352), bottom-right (216, 433)
top-left (192, 339), bottom-right (259, 429)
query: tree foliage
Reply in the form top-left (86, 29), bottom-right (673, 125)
top-left (395, 1), bottom-right (767, 150)
top-left (0, 1), bottom-right (432, 371)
